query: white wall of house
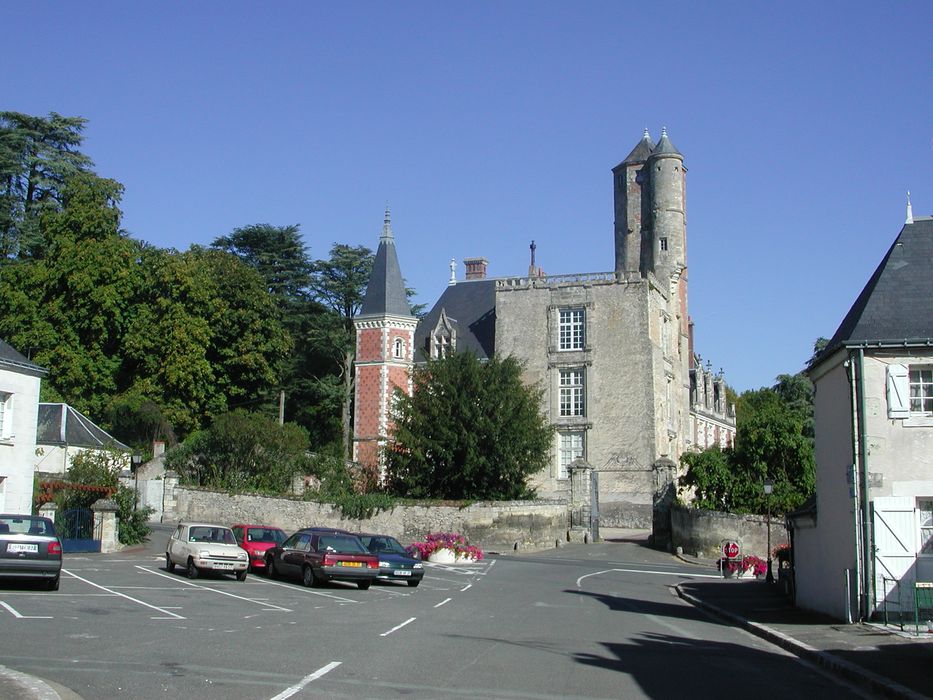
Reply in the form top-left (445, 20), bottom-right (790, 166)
top-left (797, 353), bottom-right (860, 620)
top-left (0, 367), bottom-right (42, 514)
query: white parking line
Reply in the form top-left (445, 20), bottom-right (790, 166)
top-left (380, 617), bottom-right (416, 637)
top-left (576, 567), bottom-right (722, 588)
top-left (460, 584), bottom-right (472, 592)
top-left (251, 575), bottom-right (362, 604)
top-left (434, 597), bottom-right (452, 608)
top-left (269, 661), bottom-right (341, 700)
top-left (0, 601), bottom-right (53, 619)
top-left (136, 566), bottom-right (294, 611)
top-left (62, 569), bottom-right (186, 620)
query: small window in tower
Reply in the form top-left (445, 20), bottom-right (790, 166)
top-left (393, 338), bottom-right (404, 359)
top-left (659, 237), bottom-right (668, 252)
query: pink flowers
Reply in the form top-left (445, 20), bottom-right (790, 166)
top-left (407, 532), bottom-right (484, 561)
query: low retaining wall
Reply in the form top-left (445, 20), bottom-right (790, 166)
top-left (671, 504), bottom-right (788, 559)
top-left (168, 486), bottom-right (570, 553)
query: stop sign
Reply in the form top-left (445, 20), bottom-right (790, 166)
top-left (722, 540), bottom-right (740, 559)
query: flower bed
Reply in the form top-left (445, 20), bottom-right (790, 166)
top-left (719, 554), bottom-right (767, 578)
top-left (407, 532), bottom-right (484, 562)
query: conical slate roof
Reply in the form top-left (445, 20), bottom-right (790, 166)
top-left (650, 127), bottom-right (682, 158)
top-left (360, 208), bottom-right (413, 318)
top-left (616, 128), bottom-right (656, 168)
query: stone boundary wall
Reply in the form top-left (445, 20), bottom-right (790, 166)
top-left (671, 504), bottom-right (789, 559)
top-left (168, 485), bottom-right (570, 553)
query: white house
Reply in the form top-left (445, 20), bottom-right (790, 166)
top-left (793, 212), bottom-right (933, 622)
top-left (0, 340), bottom-right (47, 514)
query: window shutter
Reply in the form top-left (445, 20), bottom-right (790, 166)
top-left (886, 364), bottom-right (909, 418)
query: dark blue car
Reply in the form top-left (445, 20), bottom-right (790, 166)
top-left (357, 533), bottom-right (425, 587)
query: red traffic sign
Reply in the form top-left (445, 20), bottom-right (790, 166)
top-left (722, 540), bottom-right (740, 559)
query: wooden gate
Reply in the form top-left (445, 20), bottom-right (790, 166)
top-left (872, 496), bottom-right (918, 621)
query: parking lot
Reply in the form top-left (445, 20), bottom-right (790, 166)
top-left (0, 534), bottom-right (497, 699)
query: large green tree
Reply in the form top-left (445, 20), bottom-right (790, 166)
top-left (385, 353), bottom-right (553, 500)
top-left (0, 111), bottom-right (92, 259)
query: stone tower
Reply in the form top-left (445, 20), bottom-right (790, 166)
top-left (352, 208), bottom-right (416, 473)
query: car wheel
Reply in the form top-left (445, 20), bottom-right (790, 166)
top-left (407, 579), bottom-right (420, 588)
top-left (236, 568), bottom-right (248, 582)
top-left (186, 558), bottom-right (199, 579)
top-left (47, 575), bottom-right (60, 591)
top-left (266, 557), bottom-right (277, 578)
top-left (165, 553), bottom-right (175, 573)
top-left (302, 565), bottom-right (314, 588)
top-left (357, 580), bottom-right (371, 590)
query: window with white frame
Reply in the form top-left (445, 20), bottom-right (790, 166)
top-left (0, 392), bottom-right (10, 439)
top-left (920, 500), bottom-right (933, 555)
top-left (559, 368), bottom-right (585, 417)
top-left (558, 431), bottom-right (584, 480)
top-left (559, 308), bottom-right (585, 351)
top-left (432, 333), bottom-right (451, 359)
top-left (910, 367), bottom-right (933, 416)
top-left (393, 337), bottom-right (404, 359)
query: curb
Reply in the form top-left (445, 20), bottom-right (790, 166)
top-left (0, 665), bottom-right (61, 700)
top-left (674, 585), bottom-right (930, 700)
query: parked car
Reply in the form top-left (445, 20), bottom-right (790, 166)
top-left (231, 524), bottom-right (287, 572)
top-left (264, 528), bottom-right (379, 589)
top-left (357, 533), bottom-right (425, 587)
top-left (0, 514), bottom-right (62, 591)
top-left (165, 522), bottom-right (249, 581)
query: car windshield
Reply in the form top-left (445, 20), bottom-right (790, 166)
top-left (189, 526), bottom-right (236, 545)
top-left (0, 516), bottom-right (54, 536)
top-left (365, 536), bottom-right (408, 555)
top-left (318, 535), bottom-right (367, 554)
top-left (248, 527), bottom-right (285, 544)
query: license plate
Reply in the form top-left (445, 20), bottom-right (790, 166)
top-left (339, 561), bottom-right (362, 567)
top-left (213, 562), bottom-right (234, 569)
top-left (8, 543), bottom-right (38, 554)
top-left (393, 570), bottom-right (412, 576)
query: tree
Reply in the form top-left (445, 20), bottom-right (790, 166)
top-left (0, 111), bottom-right (93, 259)
top-left (385, 353), bottom-right (553, 500)
top-left (164, 409), bottom-right (311, 493)
top-left (308, 243), bottom-right (374, 457)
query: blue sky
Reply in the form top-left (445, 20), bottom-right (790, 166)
top-left (5, 2), bottom-right (931, 392)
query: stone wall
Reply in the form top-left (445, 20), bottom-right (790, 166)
top-left (167, 485), bottom-right (571, 553)
top-left (671, 503), bottom-right (789, 560)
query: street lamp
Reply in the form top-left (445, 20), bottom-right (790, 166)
top-left (763, 477), bottom-right (774, 583)
top-left (131, 454), bottom-right (143, 511)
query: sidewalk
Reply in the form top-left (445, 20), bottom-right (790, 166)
top-left (674, 554), bottom-right (933, 700)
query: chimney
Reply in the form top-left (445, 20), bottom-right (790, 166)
top-left (464, 257), bottom-right (488, 280)
top-left (153, 440), bottom-right (166, 458)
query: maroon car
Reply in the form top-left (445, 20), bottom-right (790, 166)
top-left (231, 524), bottom-right (287, 572)
top-left (264, 528), bottom-right (379, 589)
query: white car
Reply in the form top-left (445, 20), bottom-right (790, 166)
top-left (166, 522), bottom-right (249, 581)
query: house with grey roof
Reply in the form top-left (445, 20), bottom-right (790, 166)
top-left (0, 339), bottom-right (47, 513)
top-left (793, 209), bottom-right (933, 622)
top-left (34, 403), bottom-right (129, 476)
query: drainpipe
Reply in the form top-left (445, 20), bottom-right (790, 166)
top-left (856, 348), bottom-right (872, 621)
top-left (846, 354), bottom-right (861, 623)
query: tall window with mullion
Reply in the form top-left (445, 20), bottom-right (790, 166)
top-left (909, 367), bottom-right (933, 415)
top-left (559, 368), bottom-right (585, 416)
top-left (558, 431), bottom-right (584, 480)
top-left (559, 308), bottom-right (585, 350)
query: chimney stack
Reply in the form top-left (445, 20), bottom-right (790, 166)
top-left (464, 257), bottom-right (488, 280)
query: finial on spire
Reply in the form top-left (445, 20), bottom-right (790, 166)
top-left (906, 190), bottom-right (914, 224)
top-left (381, 206), bottom-right (393, 242)
top-left (449, 258), bottom-right (457, 286)
top-left (661, 126), bottom-right (668, 138)
top-left (643, 127), bottom-right (650, 140)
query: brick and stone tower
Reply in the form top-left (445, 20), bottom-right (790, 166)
top-left (353, 208), bottom-right (416, 474)
top-left (613, 128), bottom-right (654, 275)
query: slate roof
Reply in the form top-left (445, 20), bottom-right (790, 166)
top-left (650, 128), bottom-right (683, 158)
top-left (0, 339), bottom-right (47, 377)
top-left (414, 279), bottom-right (497, 361)
top-left (819, 217), bottom-right (933, 360)
top-left (615, 129), bottom-right (656, 168)
top-left (359, 217), bottom-right (413, 318)
top-left (36, 403), bottom-right (129, 450)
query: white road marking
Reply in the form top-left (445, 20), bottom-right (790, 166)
top-left (135, 566), bottom-right (293, 611)
top-left (434, 597), bottom-right (452, 608)
top-left (380, 617), bottom-right (417, 636)
top-left (0, 601), bottom-right (52, 619)
top-left (460, 583), bottom-right (472, 592)
top-left (62, 569), bottom-right (185, 620)
top-left (269, 661), bottom-right (341, 700)
top-left (576, 567), bottom-right (721, 588)
top-left (250, 575), bottom-right (361, 603)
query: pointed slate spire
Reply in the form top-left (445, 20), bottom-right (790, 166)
top-left (650, 126), bottom-right (682, 157)
top-left (360, 207), bottom-right (413, 317)
top-left (619, 128), bottom-right (655, 166)
top-left (906, 191), bottom-right (914, 224)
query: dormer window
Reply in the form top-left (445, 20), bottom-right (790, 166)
top-left (430, 309), bottom-right (457, 359)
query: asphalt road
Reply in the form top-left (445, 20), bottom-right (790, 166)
top-left (0, 529), bottom-right (874, 699)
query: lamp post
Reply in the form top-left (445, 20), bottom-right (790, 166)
top-left (131, 454), bottom-right (143, 511)
top-left (763, 477), bottom-right (774, 583)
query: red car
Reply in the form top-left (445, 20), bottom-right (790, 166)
top-left (231, 524), bottom-right (287, 572)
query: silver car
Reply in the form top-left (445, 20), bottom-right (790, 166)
top-left (166, 522), bottom-right (249, 581)
top-left (0, 514), bottom-right (62, 590)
